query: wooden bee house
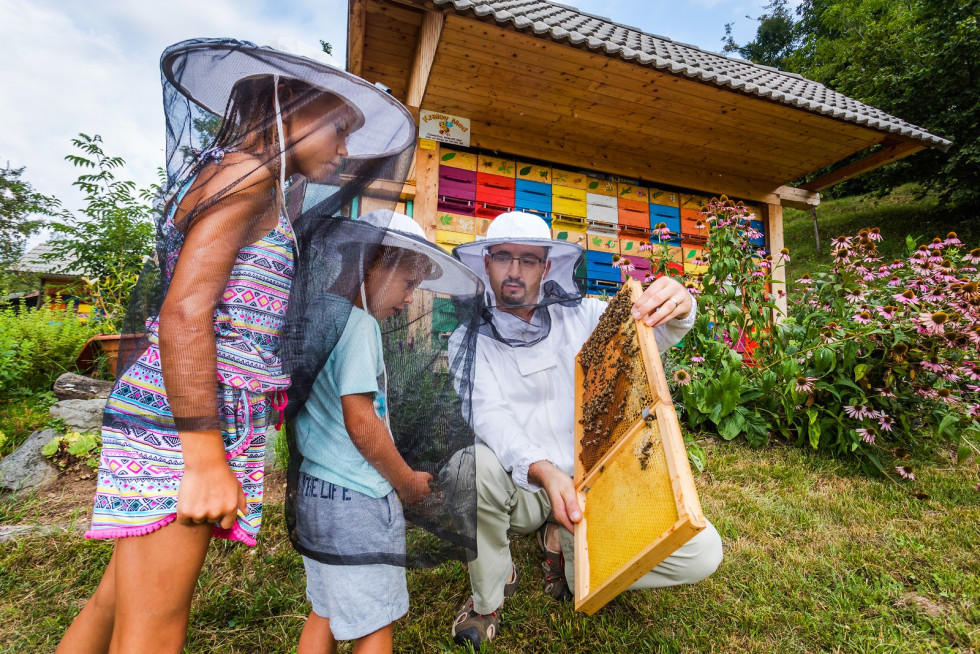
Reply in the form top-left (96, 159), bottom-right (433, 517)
top-left (573, 278), bottom-right (705, 615)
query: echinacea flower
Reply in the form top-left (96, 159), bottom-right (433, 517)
top-left (893, 289), bottom-right (920, 306)
top-left (964, 248), bottom-right (980, 265)
top-left (878, 305), bottom-right (898, 320)
top-left (844, 405), bottom-right (874, 420)
top-left (943, 231), bottom-right (962, 247)
top-left (878, 415), bottom-right (894, 431)
top-left (690, 355), bottom-right (705, 363)
top-left (895, 466), bottom-right (915, 480)
top-left (856, 427), bottom-right (877, 444)
top-left (853, 311), bottom-right (873, 324)
top-left (868, 227), bottom-right (883, 242)
top-left (779, 247), bottom-right (791, 262)
top-left (672, 369), bottom-right (692, 386)
top-left (928, 237), bottom-right (945, 250)
top-left (797, 273), bottom-right (813, 285)
top-left (917, 311), bottom-right (948, 335)
top-left (794, 377), bottom-right (817, 394)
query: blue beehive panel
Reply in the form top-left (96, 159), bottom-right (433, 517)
top-left (650, 204), bottom-right (682, 232)
top-left (515, 179), bottom-right (553, 214)
top-left (586, 279), bottom-right (621, 297)
top-left (586, 250), bottom-right (621, 283)
top-left (750, 219), bottom-right (766, 246)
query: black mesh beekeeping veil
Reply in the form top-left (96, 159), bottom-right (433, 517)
top-left (283, 210), bottom-right (485, 567)
top-left (453, 211), bottom-right (586, 347)
top-left (116, 38), bottom-right (415, 434)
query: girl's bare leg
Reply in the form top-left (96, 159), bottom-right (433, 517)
top-left (352, 624), bottom-right (394, 654)
top-left (107, 520), bottom-right (213, 654)
top-left (297, 612), bottom-right (338, 654)
top-left (56, 549), bottom-right (119, 653)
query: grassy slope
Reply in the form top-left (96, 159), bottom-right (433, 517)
top-left (2, 442), bottom-right (977, 653)
top-left (782, 186), bottom-right (979, 283)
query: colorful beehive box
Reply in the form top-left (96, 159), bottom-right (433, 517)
top-left (584, 174), bottom-right (619, 197)
top-left (514, 179), bottom-right (552, 216)
top-left (475, 173), bottom-right (515, 218)
top-left (682, 243), bottom-right (709, 275)
top-left (438, 165), bottom-right (477, 215)
top-left (619, 254), bottom-right (652, 283)
top-left (475, 217), bottom-right (494, 237)
top-left (552, 215), bottom-right (588, 245)
top-left (617, 198), bottom-right (649, 230)
top-left (477, 154), bottom-right (516, 178)
top-left (439, 147), bottom-right (477, 171)
top-left (586, 225), bottom-right (620, 254)
top-left (435, 229), bottom-right (475, 254)
top-left (586, 193), bottom-right (618, 225)
top-left (551, 168), bottom-right (590, 190)
top-left (585, 250), bottom-right (621, 283)
top-left (679, 193), bottom-right (710, 211)
top-left (617, 182), bottom-right (649, 203)
top-left (435, 211), bottom-right (477, 234)
top-left (650, 204), bottom-right (682, 240)
top-left (680, 208), bottom-right (710, 239)
top-left (619, 227), bottom-right (653, 259)
top-left (516, 161), bottom-right (552, 184)
top-left (553, 186), bottom-right (588, 218)
top-left (648, 187), bottom-right (680, 208)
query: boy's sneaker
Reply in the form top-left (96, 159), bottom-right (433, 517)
top-left (536, 521), bottom-right (574, 602)
top-left (452, 597), bottom-right (501, 647)
top-left (503, 562), bottom-right (519, 598)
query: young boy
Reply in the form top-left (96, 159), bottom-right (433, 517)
top-left (293, 213), bottom-right (477, 654)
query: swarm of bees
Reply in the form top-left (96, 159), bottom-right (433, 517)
top-left (578, 287), bottom-right (652, 472)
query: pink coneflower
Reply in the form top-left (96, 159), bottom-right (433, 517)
top-left (651, 222), bottom-right (672, 241)
top-left (890, 259), bottom-right (905, 270)
top-left (876, 388), bottom-right (897, 398)
top-left (831, 235), bottom-right (851, 248)
top-left (672, 369), bottom-right (692, 386)
top-left (936, 388), bottom-right (959, 404)
top-left (921, 359), bottom-right (946, 374)
top-left (895, 466), bottom-right (915, 480)
top-left (694, 220), bottom-right (707, 232)
top-left (643, 274), bottom-right (655, 283)
top-left (893, 289), bottom-right (920, 306)
top-left (797, 274), bottom-right (813, 285)
top-left (747, 227), bottom-right (763, 241)
top-left (944, 231), bottom-right (962, 247)
top-left (639, 242), bottom-right (653, 252)
top-left (690, 355), bottom-right (705, 363)
top-left (844, 405), bottom-right (874, 420)
top-left (868, 227), bottom-right (883, 242)
top-left (779, 248), bottom-right (791, 262)
top-left (887, 275), bottom-right (902, 286)
top-left (853, 311), bottom-right (873, 324)
top-left (878, 305), bottom-right (898, 320)
top-left (917, 311), bottom-right (948, 335)
top-left (794, 376), bottom-right (817, 394)
top-left (964, 248), bottom-right (980, 265)
top-left (857, 428), bottom-right (877, 444)
top-left (877, 415), bottom-right (894, 431)
top-left (845, 289), bottom-right (865, 304)
top-left (927, 237), bottom-right (945, 251)
top-left (685, 285), bottom-right (701, 297)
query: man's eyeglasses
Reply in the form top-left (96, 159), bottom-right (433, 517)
top-left (488, 252), bottom-right (546, 269)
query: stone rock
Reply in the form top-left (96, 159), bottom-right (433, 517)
top-left (49, 399), bottom-right (106, 432)
top-left (53, 373), bottom-right (113, 401)
top-left (0, 429), bottom-right (60, 493)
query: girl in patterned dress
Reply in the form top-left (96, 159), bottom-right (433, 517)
top-left (58, 39), bottom-right (415, 653)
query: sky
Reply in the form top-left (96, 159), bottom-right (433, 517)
top-left (0, 0), bottom-right (781, 248)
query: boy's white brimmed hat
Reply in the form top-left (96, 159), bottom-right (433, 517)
top-left (359, 211), bottom-right (484, 297)
top-left (160, 38), bottom-right (414, 159)
top-left (453, 211), bottom-right (584, 303)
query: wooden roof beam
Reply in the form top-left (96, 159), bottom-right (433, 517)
top-left (405, 10), bottom-right (444, 117)
top-left (799, 139), bottom-right (924, 192)
top-left (347, 0), bottom-right (367, 77)
top-left (772, 186), bottom-right (820, 210)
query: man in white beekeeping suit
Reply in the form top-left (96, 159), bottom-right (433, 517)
top-left (446, 211), bottom-right (723, 647)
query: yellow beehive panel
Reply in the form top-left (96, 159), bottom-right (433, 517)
top-left (583, 420), bottom-right (678, 591)
top-left (552, 226), bottom-right (587, 245)
top-left (680, 193), bottom-right (710, 210)
top-left (617, 182), bottom-right (649, 203)
top-left (585, 174), bottom-right (619, 197)
top-left (648, 187), bottom-right (680, 208)
top-left (439, 147), bottom-right (477, 171)
top-left (551, 168), bottom-right (590, 190)
top-left (516, 161), bottom-right (552, 184)
top-left (435, 211), bottom-right (477, 234)
top-left (586, 230), bottom-right (620, 254)
top-left (475, 217), bottom-right (493, 237)
top-left (477, 154), bottom-right (516, 178)
top-left (435, 229), bottom-right (475, 253)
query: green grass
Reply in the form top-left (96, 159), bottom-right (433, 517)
top-left (2, 441), bottom-right (977, 652)
top-left (783, 186), bottom-right (979, 283)
top-left (0, 392), bottom-right (58, 457)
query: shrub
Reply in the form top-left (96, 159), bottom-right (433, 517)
top-left (42, 430), bottom-right (101, 469)
top-left (0, 304), bottom-right (98, 397)
top-left (662, 197), bottom-right (978, 482)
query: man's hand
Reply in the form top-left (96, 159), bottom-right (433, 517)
top-left (528, 460), bottom-right (581, 532)
top-left (631, 276), bottom-right (692, 327)
top-left (396, 470), bottom-right (433, 505)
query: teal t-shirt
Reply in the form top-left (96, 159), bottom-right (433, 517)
top-left (295, 307), bottom-right (392, 499)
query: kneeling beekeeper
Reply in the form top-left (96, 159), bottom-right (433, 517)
top-left (446, 211), bottom-right (724, 647)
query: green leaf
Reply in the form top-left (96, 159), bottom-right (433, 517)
top-left (956, 444), bottom-right (972, 464)
top-left (588, 181), bottom-right (599, 189)
top-left (441, 152), bottom-right (457, 161)
top-left (807, 408), bottom-right (820, 449)
top-left (519, 166), bottom-right (531, 176)
top-left (853, 363), bottom-right (869, 381)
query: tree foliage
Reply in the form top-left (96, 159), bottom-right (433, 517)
top-left (0, 163), bottom-right (59, 267)
top-left (44, 134), bottom-right (155, 280)
top-left (725, 0), bottom-right (980, 207)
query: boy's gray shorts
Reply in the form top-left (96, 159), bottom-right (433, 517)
top-left (297, 473), bottom-right (409, 640)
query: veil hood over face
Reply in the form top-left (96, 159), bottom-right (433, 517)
top-left (453, 211), bottom-right (586, 347)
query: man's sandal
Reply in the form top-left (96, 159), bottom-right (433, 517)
top-left (452, 564), bottom-right (517, 647)
top-left (536, 521), bottom-right (574, 602)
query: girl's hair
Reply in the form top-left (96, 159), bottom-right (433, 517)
top-left (208, 76), bottom-right (334, 154)
top-left (373, 245), bottom-right (435, 279)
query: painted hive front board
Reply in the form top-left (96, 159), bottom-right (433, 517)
top-left (573, 279), bottom-right (705, 615)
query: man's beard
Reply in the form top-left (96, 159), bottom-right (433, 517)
top-left (498, 277), bottom-right (528, 306)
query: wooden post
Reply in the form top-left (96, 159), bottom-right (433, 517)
top-left (764, 203), bottom-right (787, 318)
top-left (346, 0), bottom-right (366, 76)
top-left (405, 11), bottom-right (444, 120)
top-left (413, 141), bottom-right (440, 239)
top-left (810, 207), bottom-right (821, 255)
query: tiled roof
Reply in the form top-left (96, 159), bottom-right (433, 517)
top-left (430, 0), bottom-right (951, 151)
top-left (15, 242), bottom-right (84, 277)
